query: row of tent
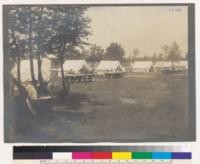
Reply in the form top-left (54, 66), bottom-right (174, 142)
top-left (131, 61), bottom-right (188, 73)
top-left (60, 60), bottom-right (188, 74)
top-left (11, 58), bottom-right (188, 83)
top-left (11, 59), bottom-right (125, 83)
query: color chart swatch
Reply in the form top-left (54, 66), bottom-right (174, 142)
top-left (51, 152), bottom-right (191, 160)
top-left (13, 146), bottom-right (192, 160)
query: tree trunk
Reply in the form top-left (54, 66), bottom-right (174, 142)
top-left (28, 7), bottom-right (36, 83)
top-left (60, 41), bottom-right (67, 92)
top-left (37, 7), bottom-right (44, 85)
top-left (17, 54), bottom-right (21, 83)
top-left (37, 56), bottom-right (43, 83)
top-left (171, 60), bottom-right (175, 71)
top-left (60, 55), bottom-right (66, 91)
top-left (13, 39), bottom-right (21, 83)
top-left (29, 51), bottom-right (36, 82)
top-left (11, 30), bottom-right (21, 83)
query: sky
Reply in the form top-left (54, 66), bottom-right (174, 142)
top-left (86, 6), bottom-right (188, 58)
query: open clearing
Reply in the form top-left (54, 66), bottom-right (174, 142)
top-left (7, 73), bottom-right (189, 142)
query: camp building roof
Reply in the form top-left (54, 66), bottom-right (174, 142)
top-left (154, 61), bottom-right (172, 68)
top-left (96, 60), bottom-right (125, 72)
top-left (174, 60), bottom-right (188, 68)
top-left (62, 60), bottom-right (91, 74)
top-left (131, 61), bottom-right (153, 69)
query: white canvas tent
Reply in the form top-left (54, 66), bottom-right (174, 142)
top-left (96, 60), bottom-right (125, 74)
top-left (131, 61), bottom-right (154, 72)
top-left (59, 60), bottom-right (92, 76)
top-left (41, 58), bottom-right (52, 80)
top-left (11, 58), bottom-right (52, 83)
top-left (154, 61), bottom-right (173, 71)
top-left (174, 60), bottom-right (188, 70)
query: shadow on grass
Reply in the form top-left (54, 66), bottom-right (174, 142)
top-left (33, 92), bottom-right (105, 113)
top-left (6, 92), bottom-right (105, 142)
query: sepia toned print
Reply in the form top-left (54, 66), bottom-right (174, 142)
top-left (3, 4), bottom-right (195, 142)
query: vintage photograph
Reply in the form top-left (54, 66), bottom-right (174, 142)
top-left (3, 4), bottom-right (195, 142)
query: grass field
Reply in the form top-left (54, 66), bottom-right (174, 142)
top-left (7, 72), bottom-right (190, 142)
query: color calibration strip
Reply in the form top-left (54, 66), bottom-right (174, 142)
top-left (14, 152), bottom-right (191, 160)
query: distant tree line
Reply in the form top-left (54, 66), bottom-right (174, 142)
top-left (68, 42), bottom-right (126, 63)
top-left (74, 41), bottom-right (186, 66)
